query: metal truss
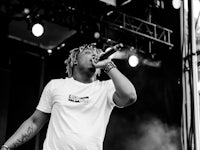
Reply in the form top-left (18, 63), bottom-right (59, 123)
top-left (101, 11), bottom-right (174, 47)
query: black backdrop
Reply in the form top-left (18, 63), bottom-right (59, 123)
top-left (0, 7), bottom-right (182, 148)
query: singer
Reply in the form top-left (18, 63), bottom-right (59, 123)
top-left (1, 43), bottom-right (137, 150)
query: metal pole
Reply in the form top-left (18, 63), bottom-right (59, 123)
top-left (188, 0), bottom-right (200, 150)
top-left (181, 0), bottom-right (188, 149)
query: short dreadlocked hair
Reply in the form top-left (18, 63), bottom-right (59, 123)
top-left (64, 43), bottom-right (103, 77)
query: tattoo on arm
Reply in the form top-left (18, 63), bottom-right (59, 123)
top-left (12, 125), bottom-right (34, 148)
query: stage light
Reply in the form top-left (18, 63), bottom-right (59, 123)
top-left (23, 8), bottom-right (30, 14)
top-left (31, 23), bottom-right (44, 37)
top-left (47, 49), bottom-right (53, 55)
top-left (26, 14), bottom-right (45, 37)
top-left (94, 32), bottom-right (100, 39)
top-left (154, 0), bottom-right (165, 9)
top-left (128, 55), bottom-right (139, 67)
top-left (172, 0), bottom-right (182, 9)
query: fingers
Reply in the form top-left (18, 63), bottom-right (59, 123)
top-left (92, 58), bottom-right (112, 69)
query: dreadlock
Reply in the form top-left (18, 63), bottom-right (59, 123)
top-left (64, 43), bottom-right (103, 77)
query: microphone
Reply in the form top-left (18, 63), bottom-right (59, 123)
top-left (99, 43), bottom-right (124, 61)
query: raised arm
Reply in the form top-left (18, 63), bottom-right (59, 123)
top-left (105, 61), bottom-right (137, 107)
top-left (1, 109), bottom-right (50, 150)
top-left (93, 57), bottom-right (137, 107)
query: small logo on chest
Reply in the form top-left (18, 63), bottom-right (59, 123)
top-left (68, 94), bottom-right (89, 103)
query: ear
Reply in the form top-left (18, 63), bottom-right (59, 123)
top-left (74, 53), bottom-right (79, 65)
top-left (73, 59), bottom-right (78, 65)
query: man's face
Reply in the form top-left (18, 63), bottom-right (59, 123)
top-left (76, 48), bottom-right (99, 73)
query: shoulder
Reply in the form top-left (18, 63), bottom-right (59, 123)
top-left (46, 78), bottom-right (66, 89)
top-left (50, 78), bottom-right (66, 84)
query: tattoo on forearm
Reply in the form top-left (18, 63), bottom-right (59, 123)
top-left (13, 126), bottom-right (34, 148)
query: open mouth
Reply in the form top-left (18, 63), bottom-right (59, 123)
top-left (89, 62), bottom-right (96, 72)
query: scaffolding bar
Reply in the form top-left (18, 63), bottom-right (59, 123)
top-left (188, 0), bottom-right (200, 149)
top-left (101, 11), bottom-right (173, 47)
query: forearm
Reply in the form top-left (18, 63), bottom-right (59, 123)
top-left (107, 64), bottom-right (137, 105)
top-left (93, 59), bottom-right (137, 105)
top-left (2, 118), bottom-right (40, 149)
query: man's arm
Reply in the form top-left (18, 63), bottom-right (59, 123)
top-left (106, 62), bottom-right (137, 107)
top-left (1, 109), bottom-right (50, 150)
top-left (93, 58), bottom-right (137, 107)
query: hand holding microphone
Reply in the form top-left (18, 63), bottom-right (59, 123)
top-left (92, 43), bottom-right (124, 69)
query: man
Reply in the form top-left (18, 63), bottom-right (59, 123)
top-left (1, 43), bottom-right (137, 150)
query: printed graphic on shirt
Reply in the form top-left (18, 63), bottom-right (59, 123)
top-left (68, 94), bottom-right (89, 104)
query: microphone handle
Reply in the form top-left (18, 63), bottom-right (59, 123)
top-left (99, 49), bottom-right (117, 61)
top-left (99, 43), bottom-right (124, 61)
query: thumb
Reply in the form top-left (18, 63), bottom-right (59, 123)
top-left (92, 58), bottom-right (112, 69)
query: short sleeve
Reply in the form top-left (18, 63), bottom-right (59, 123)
top-left (36, 80), bottom-right (53, 113)
top-left (105, 79), bottom-right (116, 107)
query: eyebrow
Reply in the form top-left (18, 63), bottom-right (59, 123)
top-left (82, 49), bottom-right (95, 53)
top-left (81, 46), bottom-right (101, 55)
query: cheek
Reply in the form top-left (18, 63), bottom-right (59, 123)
top-left (77, 54), bottom-right (84, 63)
top-left (77, 56), bottom-right (90, 65)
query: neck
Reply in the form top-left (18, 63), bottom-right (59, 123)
top-left (73, 70), bottom-right (96, 83)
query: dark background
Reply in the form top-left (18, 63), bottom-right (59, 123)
top-left (0, 0), bottom-right (183, 150)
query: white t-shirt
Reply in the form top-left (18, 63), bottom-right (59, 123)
top-left (36, 77), bottom-right (116, 150)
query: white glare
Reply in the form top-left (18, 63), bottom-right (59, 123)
top-left (47, 49), bottom-right (52, 54)
top-left (32, 23), bottom-right (44, 37)
top-left (128, 55), bottom-right (139, 67)
top-left (24, 8), bottom-right (30, 14)
top-left (172, 0), bottom-right (182, 9)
